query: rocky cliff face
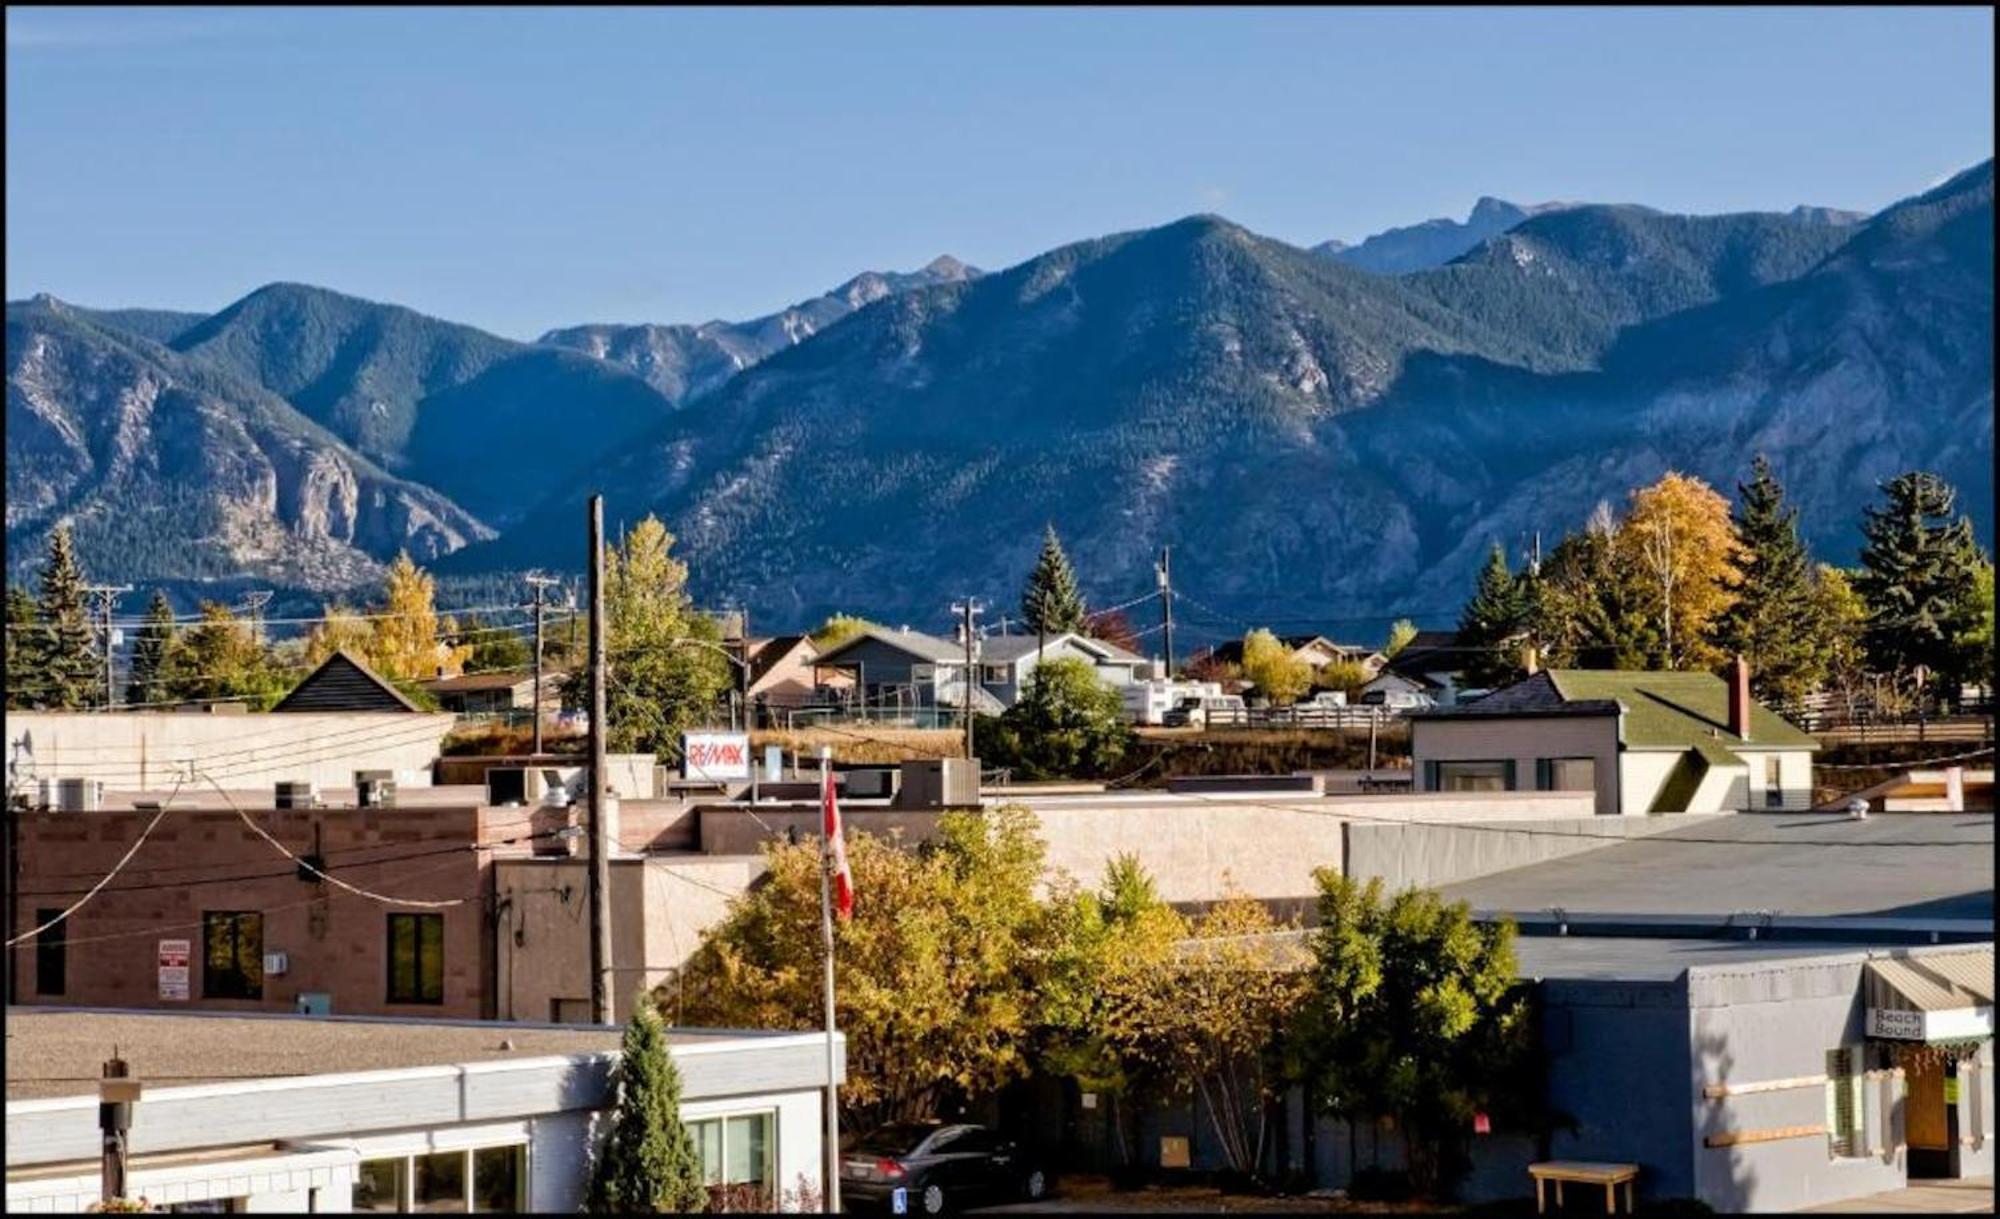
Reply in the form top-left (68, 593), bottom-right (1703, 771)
top-left (6, 299), bottom-right (490, 589)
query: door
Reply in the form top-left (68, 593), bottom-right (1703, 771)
top-left (1906, 1055), bottom-right (1951, 1178)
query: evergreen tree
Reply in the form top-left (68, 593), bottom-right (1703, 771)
top-left (1854, 471), bottom-right (1985, 689)
top-left (159, 602), bottom-right (289, 709)
top-left (1458, 542), bottom-right (1529, 689)
top-left (1020, 524), bottom-right (1088, 639)
top-left (1721, 456), bottom-right (1821, 706)
top-left (125, 591), bottom-right (177, 706)
top-left (33, 526), bottom-right (101, 709)
top-left (585, 1006), bottom-right (707, 1214)
top-left (5, 584), bottom-right (40, 711)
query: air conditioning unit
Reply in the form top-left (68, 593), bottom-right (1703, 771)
top-left (895, 758), bottom-right (980, 808)
top-left (274, 781), bottom-right (318, 810)
top-left (40, 778), bottom-right (103, 812)
top-left (263, 951), bottom-right (290, 976)
top-left (355, 770), bottom-right (397, 808)
top-left (845, 767), bottom-right (898, 799)
top-left (486, 766), bottom-right (579, 807)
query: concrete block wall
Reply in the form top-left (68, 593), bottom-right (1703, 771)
top-left (7, 711), bottom-right (455, 792)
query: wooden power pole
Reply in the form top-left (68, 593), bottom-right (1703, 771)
top-left (525, 573), bottom-right (560, 756)
top-left (1155, 547), bottom-right (1174, 678)
top-left (83, 585), bottom-right (132, 709)
top-left (950, 598), bottom-right (983, 760)
top-left (587, 497), bottom-right (614, 1025)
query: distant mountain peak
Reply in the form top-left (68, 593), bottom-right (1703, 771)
top-left (921, 254), bottom-right (975, 279)
top-left (1320, 197), bottom-right (1583, 275)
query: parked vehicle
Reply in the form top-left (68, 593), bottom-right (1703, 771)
top-left (1360, 687), bottom-right (1435, 710)
top-left (1161, 694), bottom-right (1247, 728)
top-left (840, 1121), bottom-right (1049, 1214)
top-left (1302, 690), bottom-right (1349, 708)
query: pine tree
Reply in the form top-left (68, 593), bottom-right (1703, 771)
top-left (1854, 471), bottom-right (1985, 690)
top-left (5, 584), bottom-right (40, 711)
top-left (1721, 456), bottom-right (1821, 707)
top-left (585, 1006), bottom-right (708, 1214)
top-left (125, 591), bottom-right (177, 706)
top-left (33, 526), bottom-right (100, 709)
top-left (1020, 524), bottom-right (1089, 638)
top-left (1458, 542), bottom-right (1529, 689)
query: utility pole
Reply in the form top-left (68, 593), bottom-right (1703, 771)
top-left (98, 1050), bottom-right (139, 1206)
top-left (239, 590), bottom-right (274, 649)
top-left (524, 573), bottom-right (560, 756)
top-left (817, 747), bottom-right (842, 1215)
top-left (82, 586), bottom-right (133, 710)
top-left (587, 497), bottom-right (614, 1026)
top-left (736, 602), bottom-right (753, 732)
top-left (949, 598), bottom-right (983, 760)
top-left (1155, 547), bottom-right (1174, 678)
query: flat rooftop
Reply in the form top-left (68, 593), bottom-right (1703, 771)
top-left (1441, 812), bottom-right (1994, 922)
top-left (1510, 936), bottom-right (1895, 982)
top-left (3, 1008), bottom-right (758, 1101)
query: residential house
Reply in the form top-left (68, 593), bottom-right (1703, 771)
top-left (1195, 635), bottom-right (1386, 679)
top-left (5, 1008), bottom-right (842, 1213)
top-left (741, 634), bottom-right (848, 710)
top-left (1409, 661), bottom-right (1820, 815)
top-left (1378, 629), bottom-right (1477, 705)
top-left (810, 626), bottom-right (1143, 720)
top-left (418, 669), bottom-right (565, 716)
top-left (273, 651), bottom-right (423, 714)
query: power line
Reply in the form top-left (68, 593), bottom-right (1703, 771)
top-left (5, 777), bottom-right (183, 947)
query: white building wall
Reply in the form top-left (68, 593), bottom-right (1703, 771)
top-left (1742, 749), bottom-right (1815, 811)
top-left (6, 711), bottom-right (454, 791)
top-left (1689, 763), bottom-right (1749, 813)
top-left (1621, 752), bottom-right (1683, 814)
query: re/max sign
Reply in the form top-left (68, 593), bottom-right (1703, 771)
top-left (683, 732), bottom-right (751, 780)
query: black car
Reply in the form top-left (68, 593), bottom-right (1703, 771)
top-left (840, 1121), bottom-right (1049, 1214)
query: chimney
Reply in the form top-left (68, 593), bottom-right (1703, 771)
top-left (1523, 644), bottom-right (1540, 676)
top-left (1727, 655), bottom-right (1751, 741)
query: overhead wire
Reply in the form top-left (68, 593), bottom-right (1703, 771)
top-left (5, 776), bottom-right (185, 946)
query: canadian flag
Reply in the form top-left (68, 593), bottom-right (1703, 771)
top-left (822, 766), bottom-right (854, 920)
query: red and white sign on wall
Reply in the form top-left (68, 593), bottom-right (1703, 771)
top-left (158, 939), bottom-right (191, 1001)
top-left (682, 732), bottom-right (751, 781)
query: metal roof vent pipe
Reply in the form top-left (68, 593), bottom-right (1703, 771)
top-left (1846, 796), bottom-right (1869, 821)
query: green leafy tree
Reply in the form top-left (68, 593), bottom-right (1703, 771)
top-left (1239, 628), bottom-right (1312, 705)
top-left (1533, 504), bottom-right (1659, 670)
top-left (585, 1006), bottom-right (707, 1214)
top-left (1854, 471), bottom-right (1986, 689)
top-left (1720, 456), bottom-right (1823, 706)
top-left (811, 612), bottom-right (881, 650)
top-left (1314, 658), bottom-right (1372, 702)
top-left (1021, 524), bottom-right (1089, 640)
top-left (31, 525), bottom-right (101, 708)
top-left (1383, 619), bottom-right (1419, 658)
top-left (1295, 872), bottom-right (1537, 1200)
top-left (1966, 560), bottom-right (1996, 695)
top-left (454, 613), bottom-right (531, 673)
top-left (159, 602), bottom-right (289, 709)
top-left (680, 806), bottom-right (1056, 1133)
top-left (560, 517), bottom-right (732, 759)
top-left (973, 656), bottom-right (1132, 779)
top-left (1458, 543), bottom-right (1530, 689)
top-left (1037, 856), bottom-right (1186, 1170)
top-left (124, 591), bottom-right (177, 706)
top-left (1808, 566), bottom-right (1871, 715)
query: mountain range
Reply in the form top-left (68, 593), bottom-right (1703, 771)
top-left (7, 163), bottom-right (1990, 640)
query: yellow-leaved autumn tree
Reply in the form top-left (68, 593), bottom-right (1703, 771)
top-left (1616, 472), bottom-right (1744, 669)
top-left (305, 553), bottom-right (470, 681)
top-left (1240, 628), bottom-right (1312, 705)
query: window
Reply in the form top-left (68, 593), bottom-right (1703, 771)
top-left (352, 1147), bottom-right (524, 1213)
top-left (1430, 760), bottom-right (1515, 793)
top-left (387, 913), bottom-right (445, 1004)
top-left (983, 664), bottom-right (1010, 685)
top-left (415, 1149), bottom-right (467, 1212)
top-left (35, 908), bottom-right (65, 996)
top-left (1825, 1047), bottom-right (1865, 1158)
top-left (202, 911), bottom-right (263, 1000)
top-left (1536, 758), bottom-right (1596, 793)
top-left (690, 1112), bottom-right (774, 1210)
top-left (354, 1158), bottom-right (407, 1212)
top-left (1764, 757), bottom-right (1785, 809)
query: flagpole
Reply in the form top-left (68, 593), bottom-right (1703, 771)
top-left (819, 747), bottom-right (841, 1214)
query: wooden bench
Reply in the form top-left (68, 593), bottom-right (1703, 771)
top-left (1528, 1161), bottom-right (1639, 1215)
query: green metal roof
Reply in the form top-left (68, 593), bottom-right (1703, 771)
top-left (1545, 669), bottom-right (1819, 753)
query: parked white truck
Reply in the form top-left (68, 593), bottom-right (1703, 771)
top-left (1122, 678), bottom-right (1225, 726)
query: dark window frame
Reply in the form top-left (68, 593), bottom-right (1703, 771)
top-left (1432, 759), bottom-right (1517, 792)
top-left (1536, 756), bottom-right (1597, 793)
top-left (386, 912), bottom-right (446, 1005)
top-left (202, 911), bottom-right (263, 1000)
top-left (35, 907), bottom-right (66, 996)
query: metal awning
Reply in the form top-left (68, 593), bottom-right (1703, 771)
top-left (1865, 949), bottom-right (1994, 1042)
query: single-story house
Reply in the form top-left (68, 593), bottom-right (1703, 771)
top-left (743, 634), bottom-right (849, 709)
top-left (4, 1008), bottom-right (844, 1213)
top-left (418, 669), bottom-right (565, 715)
top-left (1382, 630), bottom-right (1478, 705)
top-left (1409, 663), bottom-right (1819, 815)
top-left (1193, 635), bottom-right (1386, 678)
top-left (811, 627), bottom-right (1142, 718)
top-left (1359, 669), bottom-right (1444, 709)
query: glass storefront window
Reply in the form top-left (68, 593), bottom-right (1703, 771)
top-left (414, 1150), bottom-right (468, 1212)
top-left (355, 1158), bottom-right (407, 1212)
top-left (472, 1146), bottom-right (524, 1213)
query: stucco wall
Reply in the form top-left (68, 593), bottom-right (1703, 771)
top-left (7, 711), bottom-right (456, 792)
top-left (1621, 752), bottom-right (1683, 815)
top-left (1411, 717), bottom-right (1622, 814)
top-left (1535, 978), bottom-right (1701, 1199)
top-left (1688, 761), bottom-right (1749, 814)
top-left (1685, 954), bottom-right (1911, 1212)
top-left (1342, 812), bottom-right (1728, 893)
top-left (1742, 749), bottom-right (1815, 812)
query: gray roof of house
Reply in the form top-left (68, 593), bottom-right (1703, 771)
top-left (979, 633), bottom-right (1149, 664)
top-left (1439, 812), bottom-right (1994, 923)
top-left (1409, 671), bottom-right (1620, 719)
top-left (814, 626), bottom-right (963, 665)
top-left (1508, 935), bottom-right (1894, 982)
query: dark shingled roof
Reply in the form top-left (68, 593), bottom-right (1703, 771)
top-left (272, 650), bottom-right (421, 713)
top-left (1409, 671), bottom-right (1620, 719)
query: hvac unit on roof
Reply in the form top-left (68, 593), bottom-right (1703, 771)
top-left (274, 781), bottom-right (320, 810)
top-left (38, 778), bottom-right (104, 812)
top-left (354, 770), bottom-right (397, 808)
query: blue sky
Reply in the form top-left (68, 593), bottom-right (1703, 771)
top-left (6, 6), bottom-right (1993, 340)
